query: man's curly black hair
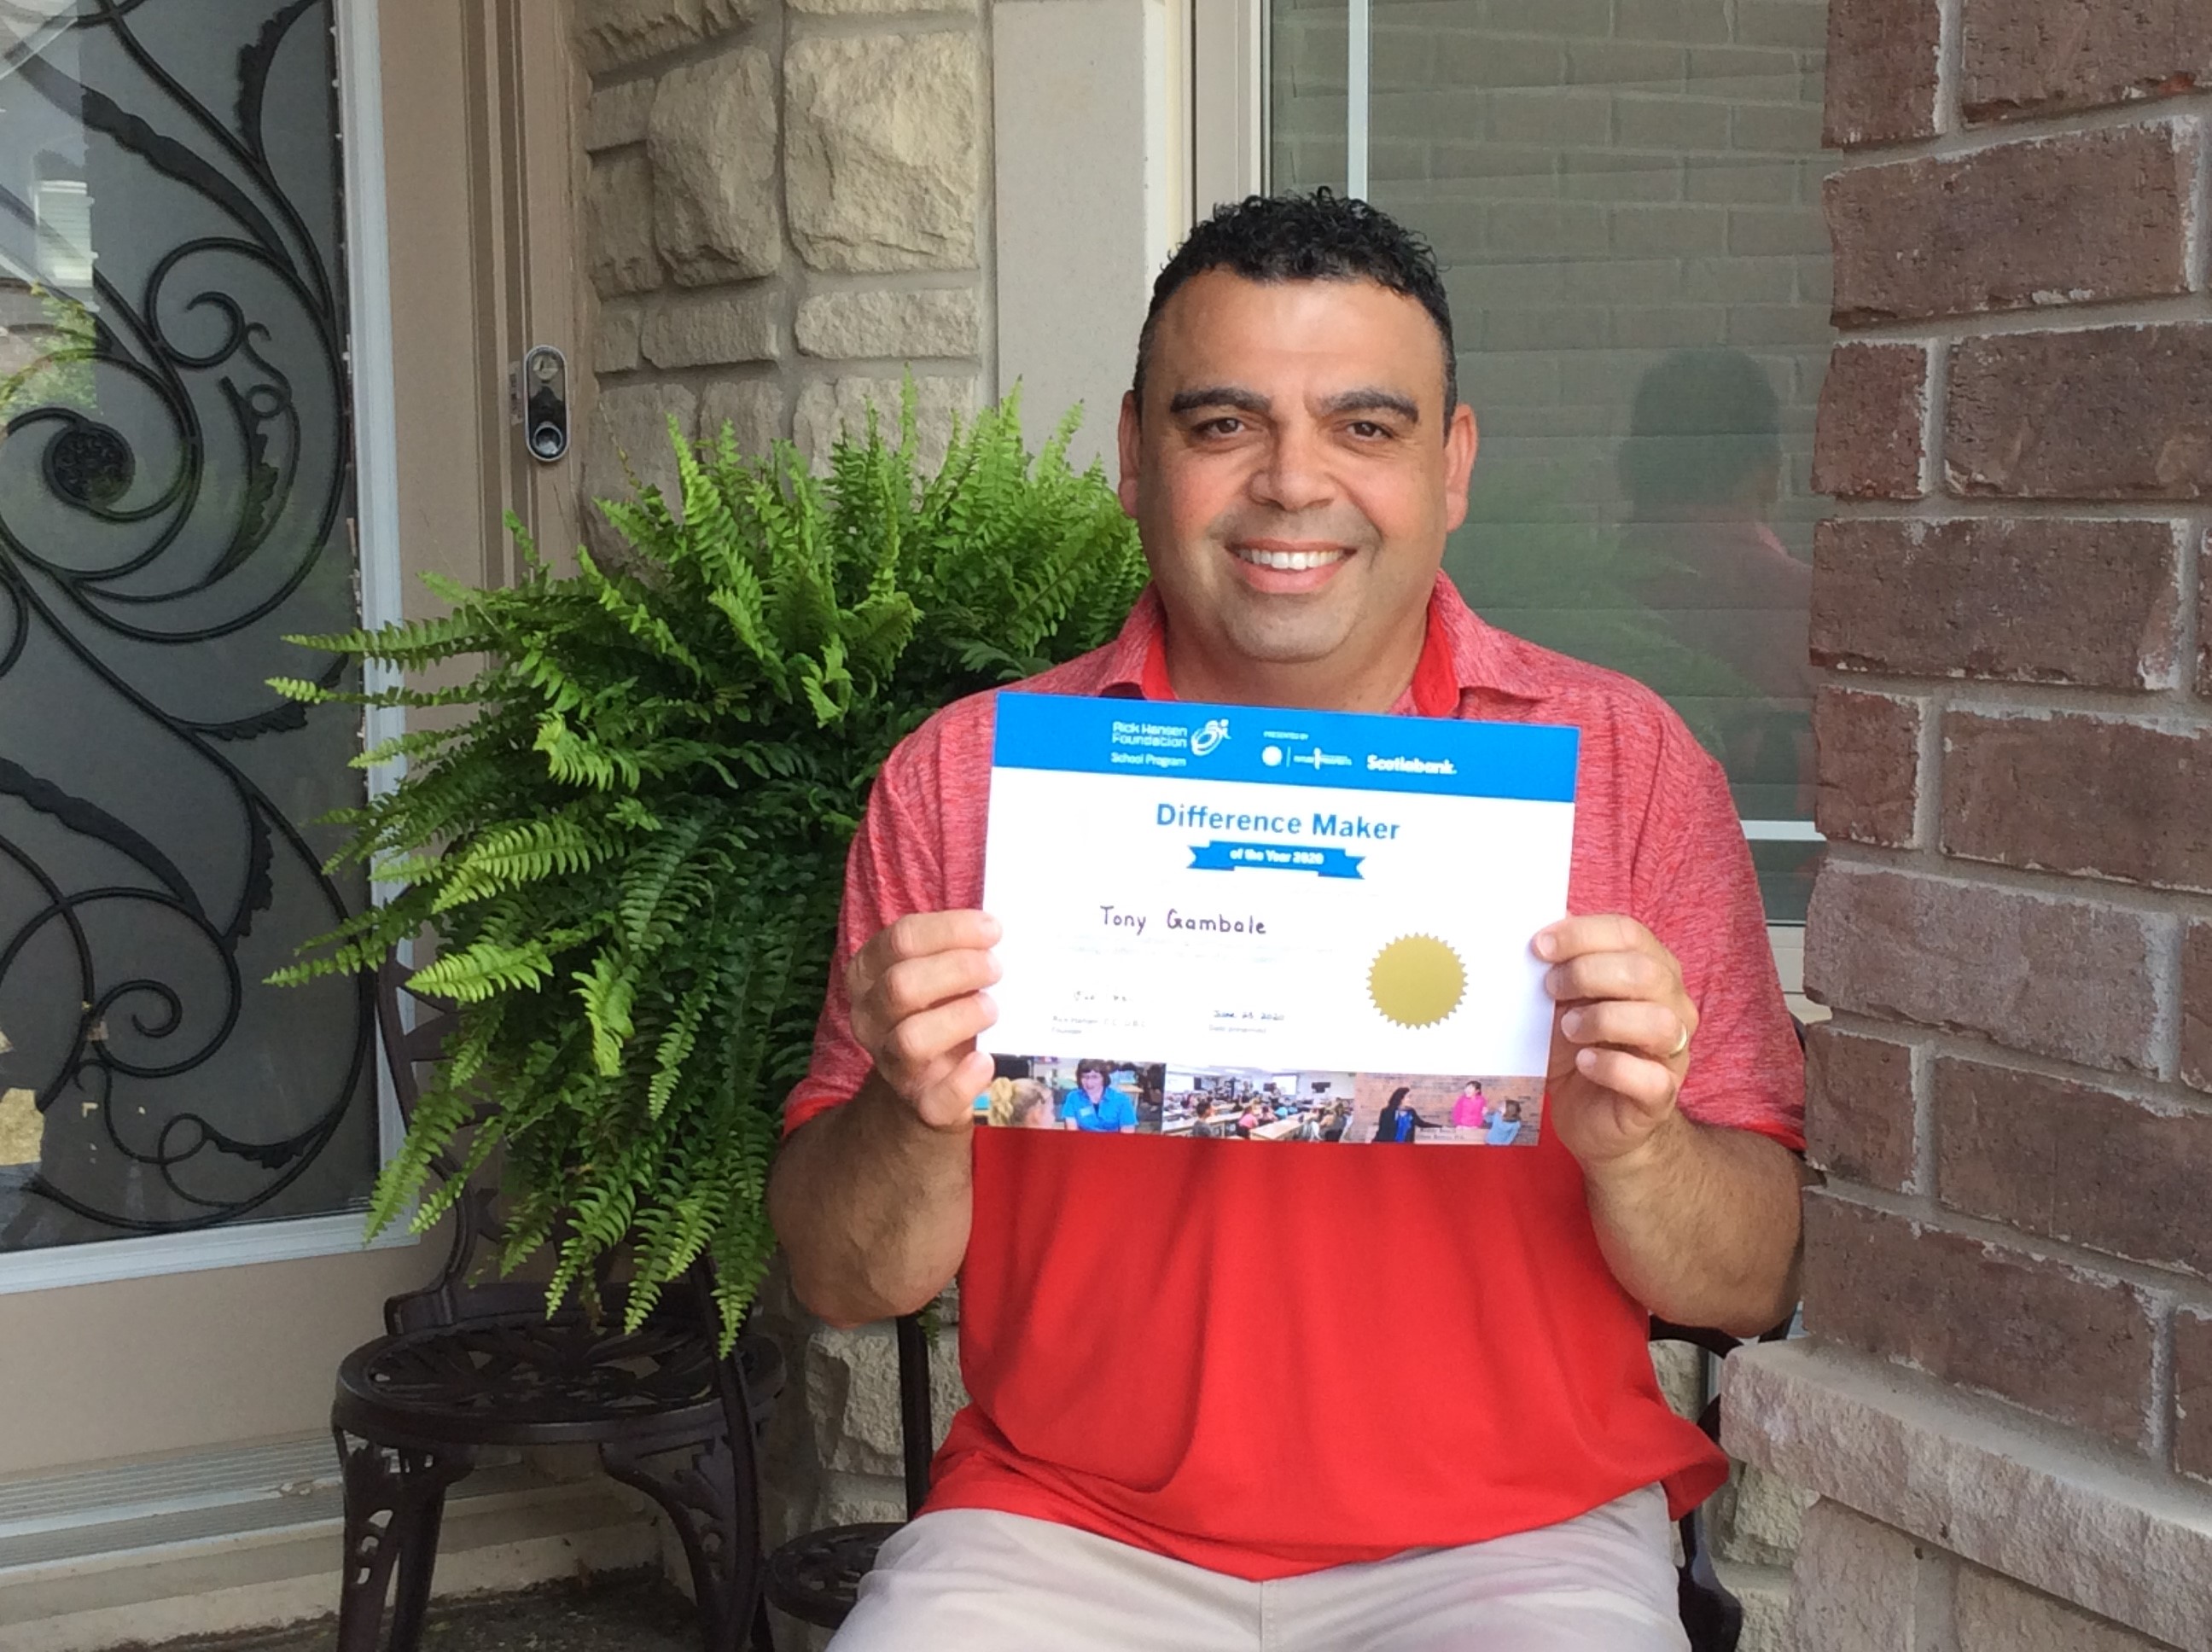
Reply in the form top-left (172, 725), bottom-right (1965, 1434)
top-left (1132, 189), bottom-right (1458, 420)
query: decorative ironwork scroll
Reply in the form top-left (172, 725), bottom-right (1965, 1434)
top-left (0, 0), bottom-right (376, 1248)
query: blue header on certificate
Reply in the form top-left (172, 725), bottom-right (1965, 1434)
top-left (992, 691), bottom-right (1579, 803)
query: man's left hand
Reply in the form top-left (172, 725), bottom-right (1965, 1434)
top-left (1534, 915), bottom-right (1696, 1172)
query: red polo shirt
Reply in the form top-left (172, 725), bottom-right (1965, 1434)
top-left (787, 574), bottom-right (1804, 1580)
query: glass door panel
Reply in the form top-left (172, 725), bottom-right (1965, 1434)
top-left (0, 0), bottom-right (376, 1248)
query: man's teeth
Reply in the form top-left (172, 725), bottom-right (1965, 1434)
top-left (1236, 547), bottom-right (1347, 571)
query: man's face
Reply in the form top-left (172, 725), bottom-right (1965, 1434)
top-left (1118, 270), bottom-right (1478, 697)
top-left (1080, 1070), bottom-right (1106, 1101)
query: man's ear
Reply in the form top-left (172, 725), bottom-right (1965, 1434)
top-left (1116, 390), bottom-right (1143, 516)
top-left (1441, 402), bottom-right (1479, 535)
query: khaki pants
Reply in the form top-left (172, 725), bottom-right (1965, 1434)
top-left (828, 1486), bottom-right (1691, 1651)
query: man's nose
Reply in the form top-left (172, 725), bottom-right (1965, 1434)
top-left (1249, 422), bottom-right (1334, 514)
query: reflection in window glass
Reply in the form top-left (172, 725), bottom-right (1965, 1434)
top-left (0, 2), bottom-right (376, 1252)
top-left (1270, 0), bottom-right (1830, 918)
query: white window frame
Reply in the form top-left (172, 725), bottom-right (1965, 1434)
top-left (0, 0), bottom-right (416, 1295)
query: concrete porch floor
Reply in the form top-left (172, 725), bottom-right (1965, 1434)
top-left (107, 1574), bottom-right (711, 1652)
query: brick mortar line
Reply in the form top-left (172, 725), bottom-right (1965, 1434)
top-left (1816, 669), bottom-right (2212, 724)
top-left (2184, 513), bottom-right (2209, 700)
top-left (1910, 1550), bottom-right (1956, 1652)
top-left (1932, 0), bottom-right (1962, 137)
top-left (1918, 323), bottom-right (1946, 502)
top-left (1817, 838), bottom-right (2212, 925)
top-left (1825, 498), bottom-right (2209, 522)
top-left (1824, 93), bottom-right (2212, 172)
top-left (1813, 1180), bottom-right (2212, 1315)
top-left (1813, 1008), bottom-right (2212, 1126)
top-left (1933, 693), bottom-right (2212, 730)
top-left (1830, 291), bottom-right (2212, 346)
top-left (2150, 1296), bottom-right (2178, 1468)
top-left (2191, 114), bottom-right (2212, 294)
top-left (1906, 1033), bottom-right (1936, 1198)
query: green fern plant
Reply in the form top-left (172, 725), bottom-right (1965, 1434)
top-left (275, 389), bottom-right (1146, 1341)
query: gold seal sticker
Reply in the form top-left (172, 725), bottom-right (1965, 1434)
top-left (1367, 934), bottom-right (1465, 1028)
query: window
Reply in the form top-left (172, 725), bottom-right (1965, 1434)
top-left (1264, 0), bottom-right (1830, 920)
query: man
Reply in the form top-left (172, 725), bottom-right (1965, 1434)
top-left (768, 191), bottom-right (1806, 1650)
top-left (1061, 1059), bottom-right (1138, 1133)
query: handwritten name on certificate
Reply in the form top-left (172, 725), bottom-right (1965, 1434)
top-left (977, 693), bottom-right (1580, 1144)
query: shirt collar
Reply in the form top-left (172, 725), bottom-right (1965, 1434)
top-left (1099, 573), bottom-right (1551, 714)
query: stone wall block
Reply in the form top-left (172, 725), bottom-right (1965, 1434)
top-left (641, 289), bottom-right (780, 369)
top-left (573, 0), bottom-right (703, 74)
top-left (1803, 864), bottom-right (2162, 1074)
top-left (795, 375), bottom-right (976, 474)
top-left (1824, 0), bottom-right (1940, 146)
top-left (1947, 325), bottom-right (2212, 500)
top-left (1953, 1562), bottom-right (2188, 1650)
top-left (585, 78), bottom-right (657, 152)
top-left (573, 0), bottom-right (754, 75)
top-left (802, 1323), bottom-right (967, 1480)
top-left (2177, 1308), bottom-right (2212, 1483)
top-left (1932, 1056), bottom-right (2212, 1279)
top-left (701, 379), bottom-right (784, 458)
top-left (1826, 126), bottom-right (2194, 326)
top-left (1942, 712), bottom-right (2212, 892)
top-left (596, 302), bottom-right (643, 375)
top-left (1804, 1021), bottom-right (1917, 1190)
top-left (586, 152), bottom-right (661, 298)
top-left (1788, 1498), bottom-right (1927, 1650)
top-left (2183, 922), bottom-right (2212, 1094)
top-left (582, 382), bottom-right (699, 549)
top-left (1802, 1194), bottom-right (2157, 1446)
top-left (1650, 1339), bottom-right (1703, 1421)
top-left (1809, 519), bottom-right (2183, 689)
top-left (785, 33), bottom-right (981, 273)
top-left (1812, 341), bottom-right (1925, 499)
top-left (1714, 1463), bottom-right (1818, 1568)
top-left (1813, 687), bottom-right (1922, 848)
top-left (1960, 0), bottom-right (2212, 124)
top-left (649, 49), bottom-right (783, 287)
top-left (795, 289), bottom-right (981, 360)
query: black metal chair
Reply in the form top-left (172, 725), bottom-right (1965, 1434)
top-left (1653, 1312), bottom-right (1798, 1652)
top-left (760, 1306), bottom-right (1786, 1651)
top-left (330, 955), bottom-right (787, 1652)
top-left (761, 1312), bottom-right (934, 1637)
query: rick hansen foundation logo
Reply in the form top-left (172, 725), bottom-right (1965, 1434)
top-left (1190, 717), bottom-right (1230, 757)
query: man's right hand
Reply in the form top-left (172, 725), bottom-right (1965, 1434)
top-left (847, 910), bottom-right (1003, 1130)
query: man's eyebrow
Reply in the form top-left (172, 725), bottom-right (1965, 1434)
top-left (1318, 388), bottom-right (1421, 423)
top-left (1167, 385), bottom-right (1271, 416)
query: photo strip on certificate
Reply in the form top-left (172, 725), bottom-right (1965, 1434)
top-left (977, 692), bottom-right (1579, 1143)
top-left (975, 1059), bottom-right (1545, 1146)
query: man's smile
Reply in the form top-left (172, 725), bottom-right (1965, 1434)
top-left (1226, 538), bottom-right (1356, 595)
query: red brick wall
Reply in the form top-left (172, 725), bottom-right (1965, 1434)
top-left (1802, 0), bottom-right (2212, 1487)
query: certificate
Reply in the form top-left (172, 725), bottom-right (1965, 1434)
top-left (977, 692), bottom-right (1578, 1145)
